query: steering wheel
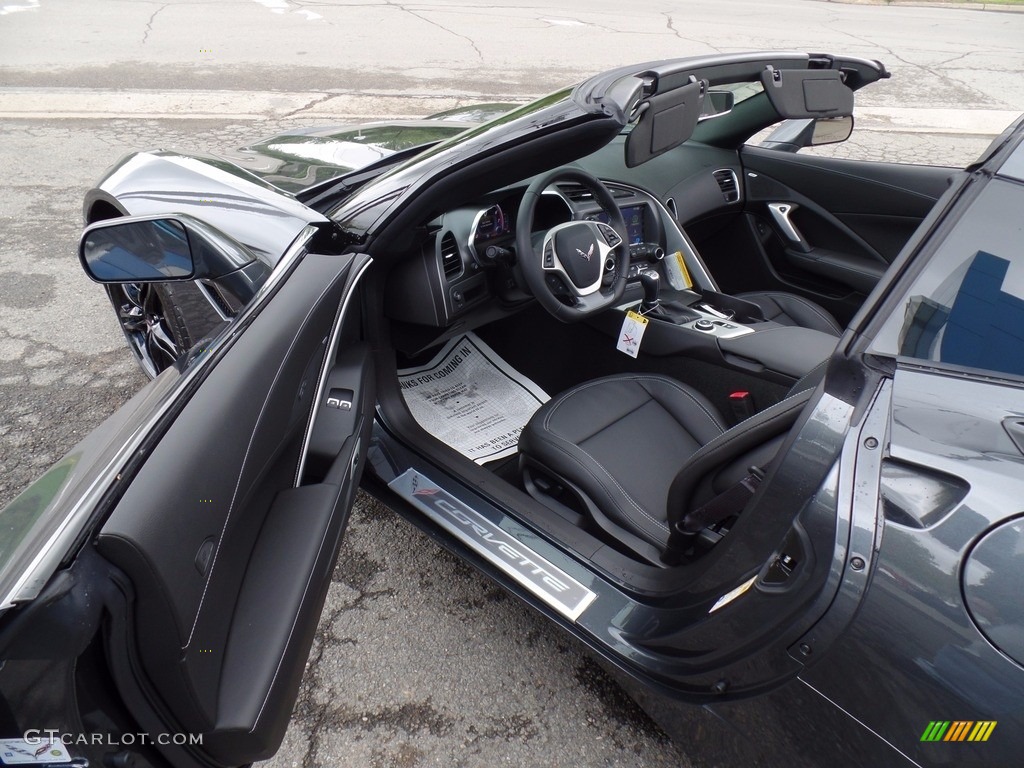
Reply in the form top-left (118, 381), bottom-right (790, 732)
top-left (517, 167), bottom-right (630, 322)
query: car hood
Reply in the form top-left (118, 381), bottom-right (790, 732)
top-left (216, 113), bottom-right (512, 195)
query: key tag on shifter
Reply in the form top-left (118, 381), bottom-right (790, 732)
top-left (616, 310), bottom-right (648, 358)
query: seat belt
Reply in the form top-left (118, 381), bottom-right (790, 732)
top-left (660, 385), bottom-right (819, 566)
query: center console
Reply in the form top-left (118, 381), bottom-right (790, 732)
top-left (601, 270), bottom-right (838, 384)
top-left (574, 185), bottom-right (839, 385)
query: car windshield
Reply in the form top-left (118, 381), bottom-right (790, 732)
top-left (720, 80), bottom-right (765, 104)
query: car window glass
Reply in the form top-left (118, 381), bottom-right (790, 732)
top-left (869, 176), bottom-right (1024, 379)
top-left (747, 120), bottom-right (992, 167)
top-left (0, 457), bottom-right (76, 595)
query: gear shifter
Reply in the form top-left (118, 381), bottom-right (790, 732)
top-left (637, 268), bottom-right (700, 324)
top-left (639, 269), bottom-right (661, 314)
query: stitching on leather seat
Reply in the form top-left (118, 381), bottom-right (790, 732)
top-left (543, 374), bottom-right (724, 435)
top-left (635, 376), bottom-right (726, 433)
top-left (789, 359), bottom-right (828, 395)
top-left (552, 396), bottom-right (653, 446)
top-left (528, 374), bottom-right (727, 542)
top-left (748, 291), bottom-right (842, 333)
top-left (543, 431), bottom-right (670, 535)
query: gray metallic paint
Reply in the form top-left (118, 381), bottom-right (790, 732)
top-left (963, 518), bottom-right (1024, 668)
top-left (84, 150), bottom-right (330, 264)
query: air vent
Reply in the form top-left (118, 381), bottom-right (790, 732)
top-left (558, 183), bottom-right (595, 203)
top-left (557, 183), bottom-right (633, 203)
top-left (713, 169), bottom-right (740, 203)
top-left (439, 232), bottom-right (462, 279)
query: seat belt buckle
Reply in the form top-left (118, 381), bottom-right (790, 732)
top-left (741, 465), bottom-right (765, 494)
top-left (728, 390), bottom-right (755, 423)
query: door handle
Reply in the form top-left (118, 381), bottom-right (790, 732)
top-left (768, 202), bottom-right (810, 252)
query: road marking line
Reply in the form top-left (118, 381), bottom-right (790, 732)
top-left (0, 0), bottom-right (39, 15)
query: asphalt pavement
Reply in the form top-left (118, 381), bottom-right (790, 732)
top-left (1, 1), bottom-right (1022, 766)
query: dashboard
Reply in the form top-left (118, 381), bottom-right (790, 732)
top-left (383, 181), bottom-right (689, 331)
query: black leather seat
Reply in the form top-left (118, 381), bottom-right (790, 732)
top-left (518, 372), bottom-right (817, 564)
top-left (736, 291), bottom-right (842, 335)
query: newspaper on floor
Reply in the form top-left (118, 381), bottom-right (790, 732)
top-left (398, 333), bottom-right (549, 464)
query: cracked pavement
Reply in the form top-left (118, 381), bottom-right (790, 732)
top-left (0, 1), bottom-right (1021, 766)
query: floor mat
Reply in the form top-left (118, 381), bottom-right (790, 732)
top-left (398, 332), bottom-right (549, 464)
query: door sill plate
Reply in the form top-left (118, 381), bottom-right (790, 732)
top-left (389, 469), bottom-right (596, 621)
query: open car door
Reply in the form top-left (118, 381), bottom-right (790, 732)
top-left (0, 218), bottom-right (374, 768)
top-left (94, 222), bottom-right (374, 767)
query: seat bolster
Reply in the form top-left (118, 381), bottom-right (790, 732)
top-left (665, 387), bottom-right (815, 525)
top-left (520, 431), bottom-right (676, 548)
top-left (636, 376), bottom-right (727, 444)
top-left (737, 291), bottom-right (842, 335)
top-left (538, 374), bottom-right (725, 445)
top-left (519, 374), bottom-right (725, 548)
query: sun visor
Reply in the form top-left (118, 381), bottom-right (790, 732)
top-left (625, 78), bottom-right (705, 168)
top-left (760, 66), bottom-right (854, 119)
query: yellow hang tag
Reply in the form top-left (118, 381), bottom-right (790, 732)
top-left (664, 250), bottom-right (693, 290)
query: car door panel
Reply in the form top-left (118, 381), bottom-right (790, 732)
top-left (692, 147), bottom-right (953, 325)
top-left (211, 441), bottom-right (362, 761)
top-left (743, 147), bottom-right (952, 288)
top-left (96, 247), bottom-right (373, 767)
top-left (782, 245), bottom-right (887, 293)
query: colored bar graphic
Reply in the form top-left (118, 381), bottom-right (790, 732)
top-left (921, 720), bottom-right (996, 742)
top-left (968, 722), bottom-right (997, 742)
top-left (945, 721), bottom-right (972, 741)
top-left (921, 721), bottom-right (950, 742)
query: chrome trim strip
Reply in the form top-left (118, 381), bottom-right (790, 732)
top-left (713, 168), bottom-right (741, 204)
top-left (294, 254), bottom-right (373, 485)
top-left (3, 225), bottom-right (321, 608)
top-left (389, 469), bottom-right (597, 622)
top-left (665, 196), bottom-right (678, 220)
top-left (679, 316), bottom-right (755, 339)
top-left (467, 204), bottom-right (510, 264)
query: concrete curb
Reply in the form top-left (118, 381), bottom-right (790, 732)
top-left (0, 89), bottom-right (1018, 138)
top-left (820, 0), bottom-right (1024, 11)
top-left (856, 107), bottom-right (1020, 135)
top-left (0, 87), bottom-right (535, 122)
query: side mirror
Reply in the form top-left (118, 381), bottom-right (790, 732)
top-left (811, 114), bottom-right (854, 145)
top-left (80, 214), bottom-right (255, 283)
top-left (759, 115), bottom-right (854, 153)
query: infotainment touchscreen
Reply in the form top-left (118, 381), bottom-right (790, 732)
top-left (596, 205), bottom-right (646, 245)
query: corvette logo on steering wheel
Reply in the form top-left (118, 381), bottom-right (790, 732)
top-left (576, 243), bottom-right (595, 261)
